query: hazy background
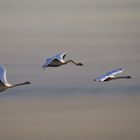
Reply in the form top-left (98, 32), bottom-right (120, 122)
top-left (0, 0), bottom-right (140, 140)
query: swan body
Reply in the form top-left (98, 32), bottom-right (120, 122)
top-left (42, 53), bottom-right (83, 68)
top-left (94, 68), bottom-right (131, 82)
top-left (0, 65), bottom-right (31, 92)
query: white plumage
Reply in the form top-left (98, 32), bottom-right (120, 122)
top-left (94, 68), bottom-right (131, 82)
top-left (42, 53), bottom-right (83, 68)
top-left (0, 65), bottom-right (30, 92)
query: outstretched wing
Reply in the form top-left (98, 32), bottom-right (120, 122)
top-left (43, 53), bottom-right (67, 67)
top-left (0, 65), bottom-right (8, 84)
top-left (55, 53), bottom-right (67, 63)
top-left (43, 57), bottom-right (55, 67)
top-left (105, 68), bottom-right (124, 77)
top-left (94, 75), bottom-right (110, 82)
top-left (95, 68), bottom-right (124, 82)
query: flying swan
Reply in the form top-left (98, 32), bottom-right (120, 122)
top-left (94, 68), bottom-right (131, 82)
top-left (0, 65), bottom-right (31, 92)
top-left (42, 53), bottom-right (83, 68)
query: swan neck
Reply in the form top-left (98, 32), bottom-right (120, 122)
top-left (113, 76), bottom-right (131, 79)
top-left (65, 60), bottom-right (77, 65)
top-left (11, 82), bottom-right (30, 88)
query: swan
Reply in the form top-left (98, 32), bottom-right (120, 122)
top-left (94, 68), bottom-right (131, 82)
top-left (0, 65), bottom-right (31, 92)
top-left (42, 53), bottom-right (83, 68)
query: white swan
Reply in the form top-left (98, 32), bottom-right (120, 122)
top-left (42, 53), bottom-right (83, 68)
top-left (94, 68), bottom-right (131, 82)
top-left (0, 65), bottom-right (31, 92)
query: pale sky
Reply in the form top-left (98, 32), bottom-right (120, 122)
top-left (0, 0), bottom-right (140, 92)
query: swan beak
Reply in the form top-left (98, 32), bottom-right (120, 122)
top-left (128, 76), bottom-right (132, 79)
top-left (26, 81), bottom-right (31, 84)
top-left (78, 63), bottom-right (84, 66)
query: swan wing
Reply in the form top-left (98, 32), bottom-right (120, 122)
top-left (43, 53), bottom-right (67, 67)
top-left (105, 68), bottom-right (124, 77)
top-left (55, 53), bottom-right (67, 63)
top-left (94, 68), bottom-right (124, 82)
top-left (43, 57), bottom-right (55, 67)
top-left (0, 65), bottom-right (8, 84)
top-left (95, 75), bottom-right (111, 82)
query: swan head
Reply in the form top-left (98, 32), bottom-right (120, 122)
top-left (24, 81), bottom-right (31, 84)
top-left (76, 63), bottom-right (83, 66)
top-left (126, 76), bottom-right (131, 79)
